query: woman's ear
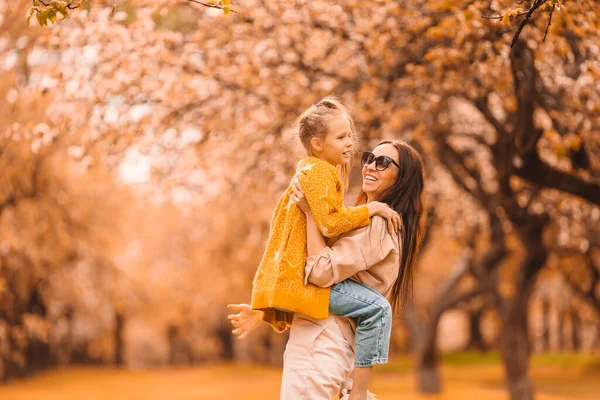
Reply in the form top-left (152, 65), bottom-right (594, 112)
top-left (310, 137), bottom-right (323, 153)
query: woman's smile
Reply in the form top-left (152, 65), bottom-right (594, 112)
top-left (362, 144), bottom-right (400, 200)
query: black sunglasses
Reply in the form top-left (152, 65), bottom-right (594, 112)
top-left (361, 151), bottom-right (400, 171)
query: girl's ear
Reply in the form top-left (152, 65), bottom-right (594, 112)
top-left (310, 137), bottom-right (323, 153)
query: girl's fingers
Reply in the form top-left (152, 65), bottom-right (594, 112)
top-left (231, 320), bottom-right (240, 328)
top-left (227, 304), bottom-right (247, 311)
top-left (293, 181), bottom-right (304, 195)
top-left (227, 314), bottom-right (238, 320)
top-left (292, 183), bottom-right (303, 197)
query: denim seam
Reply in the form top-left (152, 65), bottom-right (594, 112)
top-left (355, 357), bottom-right (388, 367)
top-left (377, 305), bottom-right (388, 364)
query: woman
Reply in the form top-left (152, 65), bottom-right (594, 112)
top-left (228, 140), bottom-right (425, 400)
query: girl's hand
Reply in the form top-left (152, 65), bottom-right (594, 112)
top-left (290, 179), bottom-right (311, 214)
top-left (367, 201), bottom-right (401, 233)
top-left (227, 304), bottom-right (263, 339)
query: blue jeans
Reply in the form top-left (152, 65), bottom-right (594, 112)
top-left (329, 279), bottom-right (392, 367)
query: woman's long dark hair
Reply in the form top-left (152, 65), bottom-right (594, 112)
top-left (355, 140), bottom-right (426, 312)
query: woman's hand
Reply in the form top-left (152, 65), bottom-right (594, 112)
top-left (227, 304), bottom-right (263, 339)
top-left (290, 179), bottom-right (311, 214)
top-left (366, 201), bottom-right (401, 233)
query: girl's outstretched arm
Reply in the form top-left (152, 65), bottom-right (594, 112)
top-left (227, 304), bottom-right (263, 339)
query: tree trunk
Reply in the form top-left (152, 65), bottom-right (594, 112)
top-left (557, 310), bottom-right (566, 350)
top-left (418, 339), bottom-right (441, 394)
top-left (499, 309), bottom-right (534, 400)
top-left (168, 325), bottom-right (177, 365)
top-left (416, 249), bottom-right (479, 394)
top-left (2, 324), bottom-right (16, 381)
top-left (114, 313), bottom-right (125, 366)
top-left (402, 304), bottom-right (425, 353)
top-left (541, 296), bottom-right (550, 352)
top-left (25, 287), bottom-right (51, 373)
top-left (570, 309), bottom-right (581, 351)
top-left (466, 308), bottom-right (487, 351)
top-left (216, 323), bottom-right (234, 361)
top-left (417, 314), bottom-right (442, 393)
top-left (499, 219), bottom-right (547, 400)
top-left (26, 337), bottom-right (50, 374)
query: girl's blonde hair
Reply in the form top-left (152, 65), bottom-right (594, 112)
top-left (294, 96), bottom-right (358, 191)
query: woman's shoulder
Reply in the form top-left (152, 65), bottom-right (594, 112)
top-left (338, 215), bottom-right (401, 264)
top-left (348, 215), bottom-right (401, 244)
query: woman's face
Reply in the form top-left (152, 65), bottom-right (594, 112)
top-left (362, 144), bottom-right (400, 201)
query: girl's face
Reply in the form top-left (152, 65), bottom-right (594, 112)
top-left (315, 115), bottom-right (353, 166)
top-left (362, 144), bottom-right (400, 201)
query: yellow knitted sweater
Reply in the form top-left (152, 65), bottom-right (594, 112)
top-left (251, 157), bottom-right (370, 331)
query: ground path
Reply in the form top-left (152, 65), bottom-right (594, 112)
top-left (1, 354), bottom-right (598, 399)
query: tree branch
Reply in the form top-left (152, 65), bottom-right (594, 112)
top-left (515, 151), bottom-right (600, 205)
top-left (542, 5), bottom-right (555, 42)
top-left (439, 289), bottom-right (482, 315)
top-left (187, 0), bottom-right (238, 14)
top-left (558, 252), bottom-right (600, 316)
top-left (511, 0), bottom-right (548, 48)
top-left (472, 96), bottom-right (509, 138)
top-left (435, 135), bottom-right (490, 204)
top-left (510, 39), bottom-right (541, 155)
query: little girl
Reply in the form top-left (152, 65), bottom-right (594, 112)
top-left (249, 97), bottom-right (399, 398)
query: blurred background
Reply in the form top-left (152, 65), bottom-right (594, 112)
top-left (0, 0), bottom-right (599, 399)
